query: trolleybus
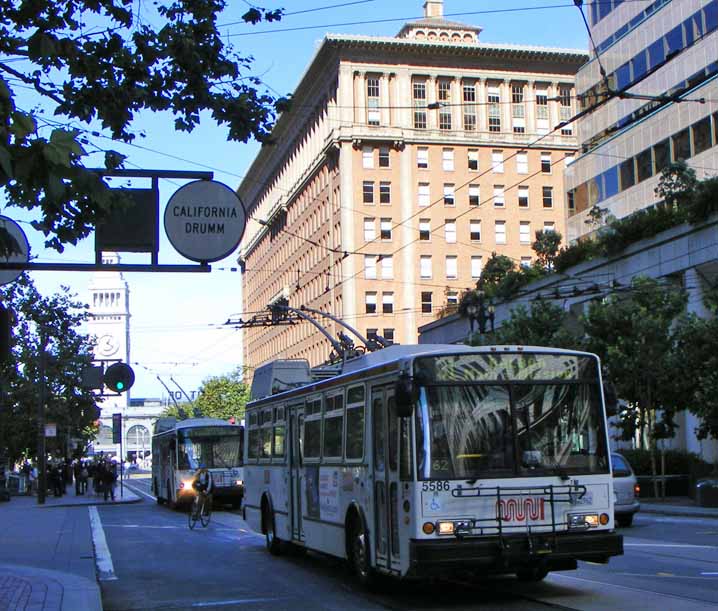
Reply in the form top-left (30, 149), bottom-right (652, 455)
top-left (242, 344), bottom-right (622, 584)
top-left (152, 417), bottom-right (244, 508)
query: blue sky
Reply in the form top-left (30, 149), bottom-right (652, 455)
top-left (5, 0), bottom-right (590, 398)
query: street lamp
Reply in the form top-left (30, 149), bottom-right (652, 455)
top-left (466, 288), bottom-right (495, 336)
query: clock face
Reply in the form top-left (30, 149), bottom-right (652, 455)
top-left (97, 334), bottom-right (120, 357)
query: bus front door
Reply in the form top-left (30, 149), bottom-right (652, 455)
top-left (371, 385), bottom-right (401, 574)
top-left (289, 408), bottom-right (304, 542)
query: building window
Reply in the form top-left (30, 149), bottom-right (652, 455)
top-left (488, 85), bottom-right (501, 132)
top-left (442, 148), bottom-right (454, 171)
top-left (438, 80), bottom-right (451, 101)
top-left (540, 152), bottom-right (551, 173)
top-left (382, 292), bottom-right (394, 314)
top-left (470, 220), bottom-right (481, 241)
top-left (495, 220), bottom-right (506, 244)
top-left (493, 185), bottom-right (505, 208)
top-left (636, 148), bottom-right (653, 183)
top-left (379, 182), bottom-right (391, 204)
top-left (567, 191), bottom-right (575, 212)
top-left (421, 291), bottom-right (433, 314)
top-left (653, 138), bottom-right (671, 173)
top-left (521, 256), bottom-right (532, 268)
top-left (535, 87), bottom-right (549, 134)
top-left (468, 184), bottom-right (480, 206)
top-left (559, 91), bottom-right (573, 134)
top-left (380, 218), bottom-right (392, 240)
top-left (439, 110), bottom-right (452, 130)
top-left (417, 147), bottom-right (429, 169)
top-left (418, 183), bottom-right (430, 207)
top-left (620, 159), bottom-right (635, 190)
top-left (512, 83), bottom-right (525, 133)
top-left (413, 80), bottom-right (427, 129)
top-left (420, 255), bottom-right (432, 279)
top-left (364, 255), bottom-right (377, 279)
top-left (542, 186), bottom-right (553, 208)
top-left (672, 128), bottom-right (691, 161)
top-left (362, 146), bottom-right (373, 169)
top-left (447, 291), bottom-right (459, 305)
top-left (520, 221), bottom-right (530, 244)
top-left (518, 185), bottom-right (529, 208)
top-left (543, 221), bottom-right (555, 232)
top-left (491, 150), bottom-right (504, 173)
top-left (443, 184), bottom-right (455, 206)
top-left (366, 328), bottom-right (378, 342)
top-left (383, 328), bottom-right (394, 344)
top-left (363, 218), bottom-right (375, 241)
top-left (471, 256), bottom-right (482, 279)
top-left (379, 147), bottom-right (390, 167)
top-left (693, 117), bottom-right (713, 156)
top-left (444, 219), bottom-right (456, 243)
top-left (463, 82), bottom-right (476, 131)
top-left (445, 256), bottom-right (457, 279)
top-left (419, 219), bottom-right (431, 241)
top-left (516, 151), bottom-right (528, 174)
top-left (380, 255), bottom-right (393, 279)
top-left (365, 292), bottom-right (377, 314)
top-left (362, 181), bottom-right (374, 204)
top-left (367, 77), bottom-right (380, 125)
top-left (468, 149), bottom-right (479, 171)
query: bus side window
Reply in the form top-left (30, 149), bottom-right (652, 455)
top-left (345, 385), bottom-right (365, 461)
top-left (373, 395), bottom-right (385, 472)
top-left (248, 411), bottom-right (260, 461)
top-left (273, 423), bottom-right (285, 459)
top-left (387, 396), bottom-right (398, 472)
top-left (400, 417), bottom-right (414, 481)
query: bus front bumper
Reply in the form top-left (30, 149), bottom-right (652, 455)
top-left (408, 530), bottom-right (623, 578)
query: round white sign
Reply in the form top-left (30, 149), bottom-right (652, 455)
top-left (0, 215), bottom-right (30, 286)
top-left (164, 180), bottom-right (247, 263)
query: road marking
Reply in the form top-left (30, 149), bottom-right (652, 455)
top-left (701, 572), bottom-right (718, 576)
top-left (88, 506), bottom-right (117, 581)
top-left (192, 598), bottom-right (288, 607)
top-left (619, 572), bottom-right (718, 580)
top-left (124, 481), bottom-right (156, 502)
top-left (624, 543), bottom-right (716, 549)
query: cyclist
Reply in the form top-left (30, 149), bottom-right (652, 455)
top-left (192, 463), bottom-right (214, 511)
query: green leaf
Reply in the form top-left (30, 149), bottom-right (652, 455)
top-left (0, 145), bottom-right (13, 179)
top-left (10, 112), bottom-right (37, 140)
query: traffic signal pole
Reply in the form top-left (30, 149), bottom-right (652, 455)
top-left (36, 331), bottom-right (48, 505)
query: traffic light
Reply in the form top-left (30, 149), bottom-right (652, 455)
top-left (104, 362), bottom-right (135, 393)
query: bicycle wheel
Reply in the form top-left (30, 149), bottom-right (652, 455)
top-left (200, 497), bottom-right (212, 527)
top-left (188, 496), bottom-right (199, 530)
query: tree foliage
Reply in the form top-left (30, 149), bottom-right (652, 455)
top-left (162, 367), bottom-right (249, 422)
top-left (581, 276), bottom-right (687, 449)
top-left (0, 275), bottom-right (98, 464)
top-left (0, 1), bottom-right (286, 251)
top-left (531, 229), bottom-right (562, 270)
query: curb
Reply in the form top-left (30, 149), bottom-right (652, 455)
top-left (641, 506), bottom-right (718, 519)
top-left (35, 495), bottom-right (142, 509)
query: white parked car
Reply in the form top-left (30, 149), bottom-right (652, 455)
top-left (612, 452), bottom-right (640, 527)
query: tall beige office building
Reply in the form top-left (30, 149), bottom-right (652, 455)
top-left (238, 1), bottom-right (587, 371)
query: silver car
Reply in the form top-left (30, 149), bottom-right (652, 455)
top-left (612, 452), bottom-right (640, 527)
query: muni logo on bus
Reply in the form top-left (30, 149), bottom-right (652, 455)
top-left (496, 497), bottom-right (546, 522)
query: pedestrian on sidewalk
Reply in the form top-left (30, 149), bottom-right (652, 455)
top-left (102, 461), bottom-right (118, 501)
top-left (73, 460), bottom-right (83, 495)
top-left (80, 462), bottom-right (89, 494)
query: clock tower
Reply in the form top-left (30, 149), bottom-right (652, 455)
top-left (87, 252), bottom-right (131, 419)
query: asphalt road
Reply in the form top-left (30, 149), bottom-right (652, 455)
top-left (96, 475), bottom-right (718, 611)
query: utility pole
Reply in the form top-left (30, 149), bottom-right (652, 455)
top-left (36, 330), bottom-right (48, 505)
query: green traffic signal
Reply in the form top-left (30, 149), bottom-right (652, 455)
top-left (104, 362), bottom-right (135, 393)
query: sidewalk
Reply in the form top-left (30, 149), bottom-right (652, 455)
top-left (0, 487), bottom-right (141, 611)
top-left (640, 496), bottom-right (718, 519)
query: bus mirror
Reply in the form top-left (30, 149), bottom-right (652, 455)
top-left (603, 381), bottom-right (618, 417)
top-left (395, 373), bottom-right (415, 418)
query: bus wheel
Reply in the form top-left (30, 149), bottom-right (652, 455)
top-left (349, 525), bottom-right (375, 587)
top-left (263, 507), bottom-right (282, 556)
top-left (167, 480), bottom-right (176, 510)
top-left (516, 566), bottom-right (549, 582)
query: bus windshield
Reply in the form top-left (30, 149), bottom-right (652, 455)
top-left (414, 353), bottom-right (609, 480)
top-left (177, 426), bottom-right (243, 470)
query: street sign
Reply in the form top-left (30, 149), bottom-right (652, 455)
top-left (44, 423), bottom-right (57, 437)
top-left (112, 413), bottom-right (122, 444)
top-left (164, 180), bottom-right (246, 263)
top-left (0, 216), bottom-right (29, 286)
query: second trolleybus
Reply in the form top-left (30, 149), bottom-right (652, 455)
top-left (152, 417), bottom-right (245, 508)
top-left (242, 344), bottom-right (623, 584)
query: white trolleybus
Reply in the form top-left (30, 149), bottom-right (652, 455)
top-left (243, 344), bottom-right (623, 584)
top-left (152, 417), bottom-right (244, 508)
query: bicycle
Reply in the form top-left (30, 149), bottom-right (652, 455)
top-left (188, 491), bottom-right (212, 529)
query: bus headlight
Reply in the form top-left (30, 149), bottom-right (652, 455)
top-left (567, 513), bottom-right (599, 529)
top-left (180, 480), bottom-right (195, 493)
top-left (437, 521), bottom-right (455, 535)
top-left (235, 479), bottom-right (244, 487)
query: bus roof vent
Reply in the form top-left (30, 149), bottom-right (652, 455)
top-left (250, 359), bottom-right (312, 400)
top-left (310, 363), bottom-right (343, 381)
top-left (153, 417), bottom-right (177, 435)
